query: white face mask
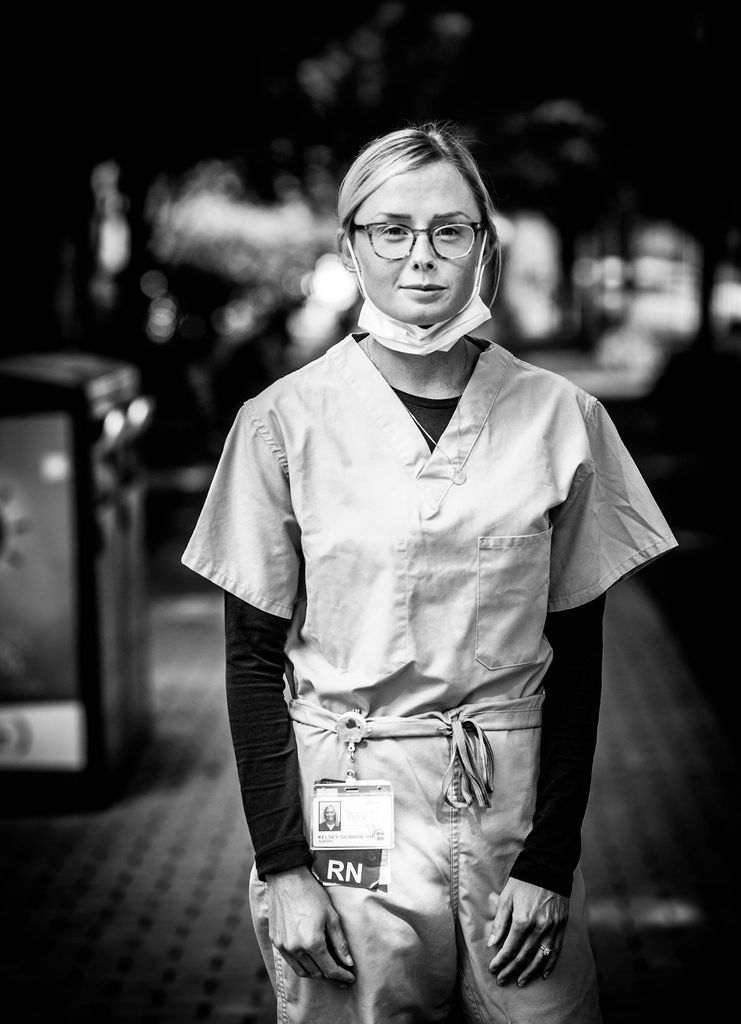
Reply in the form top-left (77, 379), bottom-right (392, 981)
top-left (346, 236), bottom-right (493, 356)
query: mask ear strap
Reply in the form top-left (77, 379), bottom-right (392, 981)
top-left (474, 238), bottom-right (487, 291)
top-left (486, 235), bottom-right (503, 309)
top-left (345, 237), bottom-right (369, 301)
top-left (467, 235), bottom-right (490, 305)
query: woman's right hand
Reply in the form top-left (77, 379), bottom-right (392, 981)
top-left (265, 865), bottom-right (356, 985)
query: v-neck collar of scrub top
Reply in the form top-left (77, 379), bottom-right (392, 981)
top-left (328, 333), bottom-right (513, 518)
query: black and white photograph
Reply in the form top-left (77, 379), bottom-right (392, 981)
top-left (318, 804), bottom-right (341, 833)
top-left (1, 4), bottom-right (738, 1022)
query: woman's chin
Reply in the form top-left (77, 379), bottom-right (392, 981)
top-left (391, 304), bottom-right (447, 326)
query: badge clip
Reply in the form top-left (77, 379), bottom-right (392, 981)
top-left (336, 709), bottom-right (370, 763)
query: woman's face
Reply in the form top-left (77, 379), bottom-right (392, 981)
top-left (350, 161), bottom-right (485, 326)
top-left (324, 805), bottom-right (336, 824)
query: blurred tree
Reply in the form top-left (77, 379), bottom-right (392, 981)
top-left (17, 3), bottom-right (738, 379)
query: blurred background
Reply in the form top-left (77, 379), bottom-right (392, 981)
top-left (1, 4), bottom-right (739, 1022)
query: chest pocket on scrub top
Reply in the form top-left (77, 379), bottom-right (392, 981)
top-left (475, 527), bottom-right (552, 670)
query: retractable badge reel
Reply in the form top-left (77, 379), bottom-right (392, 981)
top-left (337, 709), bottom-right (370, 778)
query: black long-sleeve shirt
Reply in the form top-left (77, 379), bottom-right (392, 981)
top-left (223, 386), bottom-right (606, 897)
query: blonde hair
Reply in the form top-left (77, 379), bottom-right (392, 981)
top-left (337, 121), bottom-right (500, 279)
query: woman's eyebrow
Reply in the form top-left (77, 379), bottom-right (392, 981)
top-left (373, 210), bottom-right (473, 220)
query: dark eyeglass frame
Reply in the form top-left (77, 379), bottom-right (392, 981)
top-left (352, 221), bottom-right (483, 260)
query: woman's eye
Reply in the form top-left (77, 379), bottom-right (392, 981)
top-left (436, 225), bottom-right (463, 239)
top-left (378, 225), bottom-right (408, 239)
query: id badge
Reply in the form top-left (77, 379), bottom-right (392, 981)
top-left (311, 780), bottom-right (394, 850)
top-left (311, 780), bottom-right (394, 892)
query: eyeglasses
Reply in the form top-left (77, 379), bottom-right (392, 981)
top-left (353, 222), bottom-right (483, 260)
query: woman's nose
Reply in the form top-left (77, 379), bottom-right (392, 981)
top-left (409, 232), bottom-right (436, 269)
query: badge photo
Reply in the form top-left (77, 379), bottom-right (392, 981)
top-left (311, 780), bottom-right (394, 850)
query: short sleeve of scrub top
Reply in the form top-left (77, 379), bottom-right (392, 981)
top-left (181, 403), bottom-right (300, 619)
top-left (547, 398), bottom-right (677, 612)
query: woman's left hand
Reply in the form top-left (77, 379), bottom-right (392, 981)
top-left (486, 877), bottom-right (569, 986)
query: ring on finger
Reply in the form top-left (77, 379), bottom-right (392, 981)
top-left (539, 945), bottom-right (551, 957)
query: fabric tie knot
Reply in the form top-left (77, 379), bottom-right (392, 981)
top-left (441, 715), bottom-right (495, 808)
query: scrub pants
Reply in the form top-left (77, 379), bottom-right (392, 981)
top-left (249, 698), bottom-right (602, 1024)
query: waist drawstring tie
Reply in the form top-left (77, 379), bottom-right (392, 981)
top-left (287, 694), bottom-right (544, 811)
top-left (441, 716), bottom-right (495, 808)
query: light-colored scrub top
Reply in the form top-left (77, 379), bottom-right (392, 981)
top-left (182, 334), bottom-right (678, 717)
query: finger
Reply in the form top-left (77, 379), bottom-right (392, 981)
top-left (311, 940), bottom-right (356, 985)
top-left (295, 951), bottom-right (325, 980)
top-left (543, 931), bottom-right (566, 979)
top-left (309, 924), bottom-right (355, 985)
top-left (282, 946), bottom-right (353, 986)
top-left (516, 936), bottom-right (556, 986)
top-left (486, 899), bottom-right (513, 950)
top-left (493, 932), bottom-right (542, 985)
top-left (279, 950), bottom-right (312, 979)
top-left (326, 916), bottom-right (355, 971)
top-left (488, 921), bottom-right (532, 976)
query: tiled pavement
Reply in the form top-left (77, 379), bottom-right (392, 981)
top-left (1, 536), bottom-right (737, 1023)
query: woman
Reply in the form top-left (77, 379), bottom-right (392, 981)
top-left (182, 122), bottom-right (677, 1023)
top-left (319, 803), bottom-right (341, 831)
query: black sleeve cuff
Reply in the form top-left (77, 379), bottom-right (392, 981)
top-left (255, 837), bottom-right (314, 881)
top-left (508, 854), bottom-right (574, 898)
